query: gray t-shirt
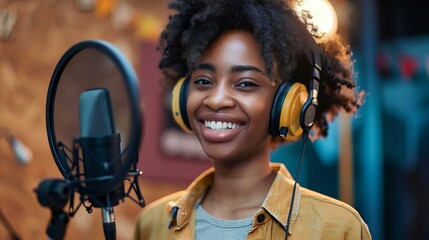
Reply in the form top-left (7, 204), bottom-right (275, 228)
top-left (195, 203), bottom-right (253, 240)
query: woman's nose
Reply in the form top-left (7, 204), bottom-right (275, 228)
top-left (202, 82), bottom-right (235, 110)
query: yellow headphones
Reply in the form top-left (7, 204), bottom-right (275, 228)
top-left (171, 51), bottom-right (321, 141)
top-left (269, 81), bottom-right (309, 141)
top-left (171, 76), bottom-right (192, 133)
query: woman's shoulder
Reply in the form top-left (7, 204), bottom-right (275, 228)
top-left (300, 187), bottom-right (360, 219)
top-left (298, 187), bottom-right (371, 239)
top-left (143, 190), bottom-right (186, 214)
top-left (132, 191), bottom-right (186, 240)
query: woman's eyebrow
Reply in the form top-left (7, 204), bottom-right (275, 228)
top-left (231, 65), bottom-right (263, 73)
top-left (195, 64), bottom-right (263, 74)
top-left (196, 63), bottom-right (216, 72)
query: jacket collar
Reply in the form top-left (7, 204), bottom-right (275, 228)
top-left (169, 167), bottom-right (214, 230)
top-left (261, 164), bottom-right (301, 235)
top-left (168, 163), bottom-right (301, 235)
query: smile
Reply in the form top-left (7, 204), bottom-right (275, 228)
top-left (204, 120), bottom-right (241, 130)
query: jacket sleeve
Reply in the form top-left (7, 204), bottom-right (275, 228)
top-left (361, 221), bottom-right (372, 240)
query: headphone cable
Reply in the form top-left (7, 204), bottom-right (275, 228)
top-left (285, 132), bottom-right (308, 240)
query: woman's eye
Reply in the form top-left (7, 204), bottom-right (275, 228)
top-left (193, 79), bottom-right (213, 86)
top-left (237, 81), bottom-right (258, 88)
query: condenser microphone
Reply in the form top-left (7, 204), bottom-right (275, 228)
top-left (42, 40), bottom-right (145, 240)
top-left (78, 88), bottom-right (123, 240)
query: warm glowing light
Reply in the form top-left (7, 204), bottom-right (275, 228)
top-left (295, 0), bottom-right (338, 35)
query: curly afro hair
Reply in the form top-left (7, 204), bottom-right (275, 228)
top-left (158, 0), bottom-right (363, 140)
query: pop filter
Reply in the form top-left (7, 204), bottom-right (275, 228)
top-left (43, 40), bottom-right (144, 240)
top-left (46, 40), bottom-right (142, 195)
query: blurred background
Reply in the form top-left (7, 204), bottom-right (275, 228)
top-left (0, 0), bottom-right (428, 239)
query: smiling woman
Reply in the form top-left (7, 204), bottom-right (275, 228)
top-left (133, 0), bottom-right (371, 239)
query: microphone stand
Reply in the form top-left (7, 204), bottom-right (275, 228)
top-left (34, 179), bottom-right (71, 240)
top-left (0, 208), bottom-right (20, 240)
top-left (0, 127), bottom-right (25, 240)
top-left (46, 207), bottom-right (69, 240)
top-left (102, 207), bottom-right (115, 240)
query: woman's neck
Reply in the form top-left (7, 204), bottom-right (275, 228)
top-left (201, 156), bottom-right (276, 220)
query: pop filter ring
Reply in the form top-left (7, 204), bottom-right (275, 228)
top-left (46, 40), bottom-right (142, 196)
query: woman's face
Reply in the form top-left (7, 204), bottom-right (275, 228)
top-left (187, 30), bottom-right (278, 163)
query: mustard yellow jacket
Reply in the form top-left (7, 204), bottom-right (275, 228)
top-left (133, 163), bottom-right (371, 240)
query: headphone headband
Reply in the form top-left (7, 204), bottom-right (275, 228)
top-left (300, 50), bottom-right (321, 131)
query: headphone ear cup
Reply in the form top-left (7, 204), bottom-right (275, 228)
top-left (269, 82), bottom-right (308, 141)
top-left (171, 77), bottom-right (192, 133)
top-left (269, 82), bottom-right (291, 137)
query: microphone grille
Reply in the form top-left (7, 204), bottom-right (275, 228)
top-left (79, 88), bottom-right (116, 137)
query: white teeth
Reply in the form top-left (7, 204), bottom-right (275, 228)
top-left (204, 120), bottom-right (240, 130)
top-left (211, 121), bottom-right (216, 129)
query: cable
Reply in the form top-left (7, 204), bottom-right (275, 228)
top-left (285, 133), bottom-right (308, 240)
